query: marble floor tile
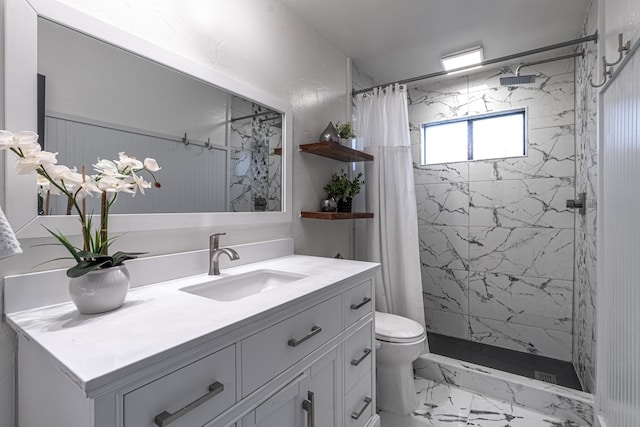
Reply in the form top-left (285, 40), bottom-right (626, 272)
top-left (379, 377), bottom-right (586, 427)
top-left (466, 394), bottom-right (583, 426)
top-left (379, 378), bottom-right (474, 426)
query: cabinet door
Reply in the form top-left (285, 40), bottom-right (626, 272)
top-left (308, 348), bottom-right (342, 427)
top-left (242, 374), bottom-right (308, 427)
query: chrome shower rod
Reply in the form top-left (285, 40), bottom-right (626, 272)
top-left (352, 32), bottom-right (598, 95)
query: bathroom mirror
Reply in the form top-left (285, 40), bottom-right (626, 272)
top-left (5, 0), bottom-right (293, 237)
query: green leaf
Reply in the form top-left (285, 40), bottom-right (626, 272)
top-left (110, 251), bottom-right (146, 266)
top-left (43, 226), bottom-right (82, 263)
top-left (66, 259), bottom-right (113, 278)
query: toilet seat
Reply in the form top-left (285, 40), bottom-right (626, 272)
top-left (375, 311), bottom-right (426, 344)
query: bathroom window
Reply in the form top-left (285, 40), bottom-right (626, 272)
top-left (421, 109), bottom-right (526, 165)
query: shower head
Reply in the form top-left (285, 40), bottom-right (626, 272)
top-left (499, 74), bottom-right (536, 86)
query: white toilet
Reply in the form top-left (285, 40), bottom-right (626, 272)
top-left (375, 311), bottom-right (427, 414)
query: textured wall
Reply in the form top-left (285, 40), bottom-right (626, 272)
top-left (409, 60), bottom-right (576, 361)
top-left (574, 0), bottom-right (598, 394)
top-left (0, 1), bottom-right (351, 426)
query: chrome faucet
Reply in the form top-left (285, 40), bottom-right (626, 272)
top-left (209, 233), bottom-right (240, 275)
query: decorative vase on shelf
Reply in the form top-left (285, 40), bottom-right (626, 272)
top-left (337, 197), bottom-right (353, 213)
top-left (320, 197), bottom-right (338, 212)
top-left (68, 265), bottom-right (131, 314)
top-left (319, 122), bottom-right (340, 143)
top-left (339, 138), bottom-right (352, 147)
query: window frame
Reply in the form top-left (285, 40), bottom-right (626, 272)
top-left (421, 108), bottom-right (527, 165)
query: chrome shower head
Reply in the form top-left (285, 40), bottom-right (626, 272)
top-left (499, 74), bottom-right (536, 86)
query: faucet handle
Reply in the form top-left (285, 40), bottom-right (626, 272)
top-left (210, 232), bottom-right (226, 250)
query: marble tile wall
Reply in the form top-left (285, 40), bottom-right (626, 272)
top-left (573, 0), bottom-right (598, 393)
top-left (409, 59), bottom-right (576, 361)
top-left (229, 97), bottom-right (282, 212)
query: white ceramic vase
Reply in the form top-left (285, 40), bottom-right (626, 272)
top-left (68, 265), bottom-right (130, 314)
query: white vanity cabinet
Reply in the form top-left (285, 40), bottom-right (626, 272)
top-left (12, 264), bottom-right (379, 427)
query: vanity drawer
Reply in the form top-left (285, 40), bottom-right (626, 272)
top-left (124, 344), bottom-right (236, 427)
top-left (343, 279), bottom-right (373, 328)
top-left (241, 295), bottom-right (342, 396)
top-left (344, 322), bottom-right (373, 393)
top-left (345, 371), bottom-right (373, 427)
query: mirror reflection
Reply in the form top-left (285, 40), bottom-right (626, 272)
top-left (37, 18), bottom-right (283, 215)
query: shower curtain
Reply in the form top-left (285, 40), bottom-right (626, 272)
top-left (354, 84), bottom-right (426, 328)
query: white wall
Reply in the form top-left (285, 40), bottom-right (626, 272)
top-left (0, 0), bottom-right (352, 425)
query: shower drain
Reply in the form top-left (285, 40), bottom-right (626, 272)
top-left (534, 371), bottom-right (558, 384)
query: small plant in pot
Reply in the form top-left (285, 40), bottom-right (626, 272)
top-left (323, 169), bottom-right (364, 212)
top-left (335, 122), bottom-right (356, 145)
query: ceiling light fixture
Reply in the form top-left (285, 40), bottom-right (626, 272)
top-left (441, 46), bottom-right (484, 74)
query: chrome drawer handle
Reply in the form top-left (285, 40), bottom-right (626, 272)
top-left (302, 391), bottom-right (315, 427)
top-left (351, 396), bottom-right (372, 420)
top-left (288, 325), bottom-right (322, 347)
top-left (350, 297), bottom-right (371, 310)
top-left (154, 382), bottom-right (224, 427)
top-left (350, 348), bottom-right (372, 366)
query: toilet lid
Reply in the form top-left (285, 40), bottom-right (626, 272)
top-left (375, 311), bottom-right (425, 343)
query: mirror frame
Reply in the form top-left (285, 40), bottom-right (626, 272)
top-left (4, 0), bottom-right (293, 238)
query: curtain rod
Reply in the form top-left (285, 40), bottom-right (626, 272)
top-left (352, 32), bottom-right (598, 96)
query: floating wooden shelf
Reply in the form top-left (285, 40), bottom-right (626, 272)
top-left (274, 147), bottom-right (282, 156)
top-left (300, 211), bottom-right (374, 220)
top-left (299, 141), bottom-right (374, 162)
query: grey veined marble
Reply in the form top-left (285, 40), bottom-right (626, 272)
top-left (409, 58), bottom-right (578, 361)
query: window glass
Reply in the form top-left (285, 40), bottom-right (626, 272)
top-left (473, 113), bottom-right (525, 160)
top-left (423, 121), bottom-right (468, 164)
top-left (422, 110), bottom-right (525, 165)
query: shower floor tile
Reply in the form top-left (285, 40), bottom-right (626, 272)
top-left (379, 377), bottom-right (586, 427)
top-left (427, 333), bottom-right (582, 390)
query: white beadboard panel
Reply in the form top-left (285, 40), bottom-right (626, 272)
top-left (421, 266), bottom-right (469, 315)
top-left (468, 272), bottom-right (573, 332)
top-left (597, 35), bottom-right (640, 427)
top-left (413, 162), bottom-right (469, 184)
top-left (469, 177), bottom-right (575, 228)
top-left (416, 182), bottom-right (469, 227)
top-left (424, 308), bottom-right (469, 340)
top-left (468, 125), bottom-right (575, 182)
top-left (419, 225), bottom-right (469, 270)
top-left (469, 316), bottom-right (572, 361)
top-left (45, 116), bottom-right (227, 214)
top-left (469, 227), bottom-right (573, 280)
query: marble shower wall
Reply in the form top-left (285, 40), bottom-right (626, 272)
top-left (229, 96), bottom-right (282, 212)
top-left (573, 0), bottom-right (598, 393)
top-left (409, 60), bottom-right (576, 361)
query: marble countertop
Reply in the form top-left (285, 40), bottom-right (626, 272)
top-left (6, 254), bottom-right (378, 397)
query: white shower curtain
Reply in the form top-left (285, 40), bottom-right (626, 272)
top-left (354, 84), bottom-right (426, 328)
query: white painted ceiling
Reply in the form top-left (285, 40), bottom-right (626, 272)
top-left (279, 0), bottom-right (591, 85)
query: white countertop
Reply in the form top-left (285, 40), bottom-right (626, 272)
top-left (6, 254), bottom-right (378, 397)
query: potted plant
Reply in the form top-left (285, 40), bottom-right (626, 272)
top-left (335, 122), bottom-right (356, 146)
top-left (323, 169), bottom-right (364, 212)
top-left (0, 130), bottom-right (161, 314)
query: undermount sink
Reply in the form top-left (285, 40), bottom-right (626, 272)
top-left (180, 269), bottom-right (307, 302)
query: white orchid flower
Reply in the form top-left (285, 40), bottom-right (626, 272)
top-left (15, 146), bottom-right (58, 174)
top-left (128, 172), bottom-right (152, 196)
top-left (116, 152), bottom-right (143, 172)
top-left (93, 159), bottom-right (122, 177)
top-left (95, 175), bottom-right (136, 194)
top-left (143, 157), bottom-right (161, 172)
top-left (0, 130), bottom-right (39, 150)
